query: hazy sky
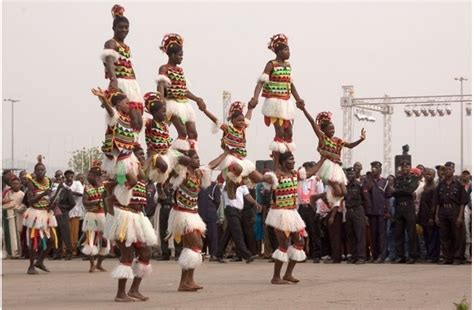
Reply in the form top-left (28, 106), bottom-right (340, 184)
top-left (2, 1), bottom-right (472, 175)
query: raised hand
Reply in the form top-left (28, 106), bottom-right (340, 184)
top-left (248, 97), bottom-right (258, 109)
top-left (360, 128), bottom-right (366, 140)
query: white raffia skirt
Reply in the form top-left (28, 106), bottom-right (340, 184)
top-left (117, 78), bottom-right (143, 104)
top-left (215, 154), bottom-right (256, 183)
top-left (318, 159), bottom-right (347, 185)
top-left (262, 97), bottom-right (296, 121)
top-left (166, 99), bottom-right (196, 123)
top-left (104, 207), bottom-right (158, 247)
top-left (265, 208), bottom-right (306, 234)
top-left (145, 150), bottom-right (182, 184)
top-left (82, 212), bottom-right (106, 232)
top-left (23, 208), bottom-right (57, 230)
top-left (101, 152), bottom-right (139, 179)
top-left (167, 208), bottom-right (206, 242)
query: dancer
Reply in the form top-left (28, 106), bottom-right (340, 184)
top-left (264, 152), bottom-right (321, 284)
top-left (81, 161), bottom-right (109, 272)
top-left (143, 91), bottom-right (183, 198)
top-left (101, 4), bottom-right (143, 131)
top-left (297, 101), bottom-right (366, 206)
top-left (104, 144), bottom-right (158, 302)
top-left (156, 33), bottom-right (207, 152)
top-left (167, 150), bottom-right (216, 291)
top-left (23, 155), bottom-right (58, 275)
top-left (198, 101), bottom-right (274, 197)
top-left (249, 34), bottom-right (305, 162)
top-left (92, 87), bottom-right (139, 206)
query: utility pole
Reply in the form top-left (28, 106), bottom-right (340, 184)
top-left (3, 98), bottom-right (20, 168)
top-left (455, 77), bottom-right (468, 171)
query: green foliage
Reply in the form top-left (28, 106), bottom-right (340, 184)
top-left (68, 147), bottom-right (102, 175)
top-left (454, 296), bottom-right (469, 310)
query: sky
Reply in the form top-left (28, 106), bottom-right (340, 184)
top-left (2, 1), bottom-right (472, 175)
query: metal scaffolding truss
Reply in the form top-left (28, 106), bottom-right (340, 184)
top-left (341, 85), bottom-right (472, 175)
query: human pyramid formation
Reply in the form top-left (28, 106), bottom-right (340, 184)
top-left (22, 4), bottom-right (366, 302)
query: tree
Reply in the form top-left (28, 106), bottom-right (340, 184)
top-left (68, 147), bottom-right (102, 175)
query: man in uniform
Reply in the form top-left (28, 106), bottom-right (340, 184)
top-left (365, 161), bottom-right (392, 263)
top-left (392, 160), bottom-right (419, 264)
top-left (344, 167), bottom-right (368, 264)
top-left (435, 162), bottom-right (469, 265)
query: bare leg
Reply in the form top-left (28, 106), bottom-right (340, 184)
top-left (96, 255), bottom-right (107, 272)
top-left (283, 232), bottom-right (303, 283)
top-left (271, 230), bottom-right (290, 284)
top-left (114, 241), bottom-right (134, 302)
top-left (27, 234), bottom-right (38, 274)
top-left (129, 109), bottom-right (143, 132)
top-left (115, 279), bottom-right (134, 302)
top-left (186, 122), bottom-right (198, 141)
top-left (34, 238), bottom-right (52, 272)
top-left (171, 116), bottom-right (188, 139)
top-left (182, 231), bottom-right (204, 290)
top-left (178, 270), bottom-right (196, 291)
top-left (128, 246), bottom-right (151, 301)
top-left (272, 123), bottom-right (286, 169)
top-left (89, 256), bottom-right (96, 273)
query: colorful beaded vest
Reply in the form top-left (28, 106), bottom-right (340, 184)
top-left (104, 41), bottom-right (136, 80)
top-left (129, 181), bottom-right (147, 208)
top-left (262, 61), bottom-right (292, 100)
top-left (318, 133), bottom-right (344, 164)
top-left (221, 124), bottom-right (247, 159)
top-left (272, 172), bottom-right (298, 210)
top-left (165, 65), bottom-right (187, 102)
top-left (174, 171), bottom-right (201, 213)
top-left (85, 185), bottom-right (105, 213)
top-left (101, 111), bottom-right (136, 155)
top-left (30, 177), bottom-right (52, 209)
top-left (145, 119), bottom-right (173, 155)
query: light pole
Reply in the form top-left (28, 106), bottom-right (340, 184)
top-left (455, 77), bottom-right (468, 171)
top-left (3, 98), bottom-right (20, 168)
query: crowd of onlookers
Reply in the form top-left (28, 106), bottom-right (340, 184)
top-left (2, 159), bottom-right (471, 266)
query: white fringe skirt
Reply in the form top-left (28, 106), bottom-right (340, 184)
top-left (167, 208), bottom-right (207, 243)
top-left (23, 208), bottom-right (57, 230)
top-left (101, 152), bottom-right (139, 179)
top-left (265, 208), bottom-right (306, 234)
top-left (104, 207), bottom-right (158, 247)
top-left (166, 99), bottom-right (196, 123)
top-left (318, 159), bottom-right (347, 185)
top-left (262, 97), bottom-right (296, 121)
top-left (117, 78), bottom-right (143, 104)
top-left (82, 212), bottom-right (106, 232)
top-left (145, 150), bottom-right (181, 184)
top-left (215, 154), bottom-right (256, 183)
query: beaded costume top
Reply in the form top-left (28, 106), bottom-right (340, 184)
top-left (317, 133), bottom-right (345, 164)
top-left (173, 171), bottom-right (202, 213)
top-left (84, 185), bottom-right (105, 213)
top-left (164, 65), bottom-right (187, 102)
top-left (30, 177), bottom-right (52, 209)
top-left (101, 111), bottom-right (136, 155)
top-left (145, 119), bottom-right (173, 155)
top-left (103, 41), bottom-right (136, 80)
top-left (262, 61), bottom-right (292, 100)
top-left (221, 124), bottom-right (247, 159)
top-left (272, 171), bottom-right (299, 210)
top-left (129, 181), bottom-right (147, 208)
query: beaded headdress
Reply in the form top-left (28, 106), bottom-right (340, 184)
top-left (268, 34), bottom-right (288, 52)
top-left (111, 4), bottom-right (125, 18)
top-left (143, 92), bottom-right (163, 113)
top-left (160, 33), bottom-right (184, 53)
top-left (316, 111), bottom-right (332, 126)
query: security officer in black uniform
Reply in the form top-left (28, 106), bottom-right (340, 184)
top-left (344, 167), bottom-right (368, 264)
top-left (392, 159), bottom-right (419, 264)
top-left (435, 161), bottom-right (469, 265)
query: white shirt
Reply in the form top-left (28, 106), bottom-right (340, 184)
top-left (222, 185), bottom-right (249, 210)
top-left (66, 181), bottom-right (85, 218)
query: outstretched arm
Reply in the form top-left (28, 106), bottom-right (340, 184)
top-left (344, 128), bottom-right (366, 149)
top-left (248, 62), bottom-right (273, 109)
top-left (187, 89), bottom-right (207, 111)
top-left (291, 83), bottom-right (303, 103)
top-left (91, 87), bottom-right (114, 117)
top-left (296, 101), bottom-right (322, 138)
top-left (199, 106), bottom-right (219, 125)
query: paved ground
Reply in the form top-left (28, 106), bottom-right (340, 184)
top-left (1, 258), bottom-right (471, 309)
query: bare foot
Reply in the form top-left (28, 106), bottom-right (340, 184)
top-left (89, 265), bottom-right (96, 273)
top-left (188, 281), bottom-right (204, 290)
top-left (114, 295), bottom-right (135, 302)
top-left (271, 278), bottom-right (289, 285)
top-left (128, 291), bottom-right (149, 301)
top-left (96, 265), bottom-right (107, 272)
top-left (283, 275), bottom-right (300, 283)
top-left (27, 267), bottom-right (38, 275)
top-left (178, 284), bottom-right (199, 292)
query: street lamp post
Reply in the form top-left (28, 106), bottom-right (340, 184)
top-left (3, 98), bottom-right (20, 168)
top-left (455, 77), bottom-right (468, 171)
